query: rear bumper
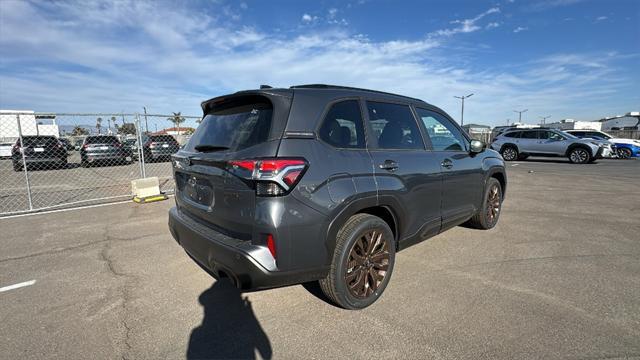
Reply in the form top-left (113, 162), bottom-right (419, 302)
top-left (168, 207), bottom-right (326, 290)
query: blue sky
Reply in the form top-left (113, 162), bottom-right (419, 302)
top-left (0, 0), bottom-right (638, 128)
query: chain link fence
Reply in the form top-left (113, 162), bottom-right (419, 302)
top-left (0, 111), bottom-right (200, 216)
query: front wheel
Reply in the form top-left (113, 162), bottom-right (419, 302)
top-left (466, 177), bottom-right (503, 229)
top-left (319, 214), bottom-right (395, 310)
top-left (568, 147), bottom-right (591, 164)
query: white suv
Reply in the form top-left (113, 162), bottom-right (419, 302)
top-left (491, 128), bottom-right (610, 163)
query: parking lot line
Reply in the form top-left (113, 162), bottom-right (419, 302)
top-left (0, 280), bottom-right (36, 293)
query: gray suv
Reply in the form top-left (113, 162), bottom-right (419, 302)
top-left (168, 85), bottom-right (507, 309)
top-left (491, 128), bottom-right (609, 163)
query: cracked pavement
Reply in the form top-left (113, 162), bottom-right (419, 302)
top-left (0, 158), bottom-right (639, 359)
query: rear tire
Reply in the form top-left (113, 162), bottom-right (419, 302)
top-left (13, 160), bottom-right (22, 172)
top-left (568, 147), bottom-right (591, 164)
top-left (500, 146), bottom-right (518, 161)
top-left (466, 178), bottom-right (503, 230)
top-left (319, 213), bottom-right (395, 310)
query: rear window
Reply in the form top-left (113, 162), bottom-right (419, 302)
top-left (21, 136), bottom-right (58, 147)
top-left (85, 136), bottom-right (120, 144)
top-left (150, 135), bottom-right (178, 143)
top-left (186, 97), bottom-right (273, 152)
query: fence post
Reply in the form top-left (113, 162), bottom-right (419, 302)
top-left (135, 113), bottom-right (146, 178)
top-left (16, 114), bottom-right (34, 211)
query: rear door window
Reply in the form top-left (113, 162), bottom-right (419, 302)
top-left (503, 131), bottom-right (520, 138)
top-left (366, 101), bottom-right (424, 150)
top-left (318, 100), bottom-right (365, 148)
top-left (186, 98), bottom-right (272, 152)
top-left (520, 131), bottom-right (538, 139)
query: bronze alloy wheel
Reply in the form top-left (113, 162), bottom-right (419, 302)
top-left (486, 183), bottom-right (501, 225)
top-left (344, 229), bottom-right (390, 299)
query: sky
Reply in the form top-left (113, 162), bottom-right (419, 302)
top-left (0, 0), bottom-right (639, 128)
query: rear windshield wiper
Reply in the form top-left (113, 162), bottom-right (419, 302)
top-left (194, 144), bottom-right (229, 152)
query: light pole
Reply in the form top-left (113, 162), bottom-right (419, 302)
top-left (513, 109), bottom-right (528, 124)
top-left (454, 93), bottom-right (474, 126)
top-left (539, 115), bottom-right (551, 125)
top-left (506, 118), bottom-right (511, 126)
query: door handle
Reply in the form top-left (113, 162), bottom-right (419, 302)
top-left (441, 159), bottom-right (453, 169)
top-left (379, 160), bottom-right (398, 171)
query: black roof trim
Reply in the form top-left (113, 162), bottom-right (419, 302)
top-left (290, 84), bottom-right (426, 103)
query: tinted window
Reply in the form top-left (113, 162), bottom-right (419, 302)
top-left (586, 132), bottom-right (609, 140)
top-left (318, 100), bottom-right (365, 148)
top-left (503, 131), bottom-right (520, 138)
top-left (186, 97), bottom-right (272, 152)
top-left (521, 131), bottom-right (538, 139)
top-left (85, 136), bottom-right (120, 144)
top-left (543, 131), bottom-right (565, 140)
top-left (151, 135), bottom-right (178, 143)
top-left (415, 108), bottom-right (467, 151)
top-left (367, 102), bottom-right (423, 150)
top-left (570, 131), bottom-right (585, 137)
top-left (21, 136), bottom-right (58, 147)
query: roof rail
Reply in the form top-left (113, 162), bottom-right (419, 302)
top-left (289, 84), bottom-right (426, 103)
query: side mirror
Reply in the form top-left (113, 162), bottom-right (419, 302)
top-left (469, 139), bottom-right (485, 154)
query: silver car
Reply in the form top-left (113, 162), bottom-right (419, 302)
top-left (490, 128), bottom-right (608, 163)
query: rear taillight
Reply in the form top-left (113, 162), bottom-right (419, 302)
top-left (149, 142), bottom-right (157, 149)
top-left (228, 158), bottom-right (307, 196)
top-left (82, 143), bottom-right (89, 149)
top-left (266, 234), bottom-right (276, 259)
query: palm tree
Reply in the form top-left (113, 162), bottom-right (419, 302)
top-left (96, 117), bottom-right (103, 135)
top-left (167, 112), bottom-right (186, 134)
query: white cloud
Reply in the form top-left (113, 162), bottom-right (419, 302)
top-left (595, 16), bottom-right (608, 22)
top-left (0, 1), bottom-right (636, 126)
top-left (513, 26), bottom-right (528, 33)
top-left (301, 13), bottom-right (314, 22)
top-left (486, 22), bottom-right (500, 29)
top-left (436, 7), bottom-right (500, 36)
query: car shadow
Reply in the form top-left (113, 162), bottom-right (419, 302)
top-left (187, 279), bottom-right (272, 360)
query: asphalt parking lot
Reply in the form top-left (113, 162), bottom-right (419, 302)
top-left (0, 153), bottom-right (173, 214)
top-left (1, 158), bottom-right (639, 359)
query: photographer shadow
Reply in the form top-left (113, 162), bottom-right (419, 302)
top-left (187, 279), bottom-right (272, 360)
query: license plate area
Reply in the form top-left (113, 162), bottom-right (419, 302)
top-left (34, 147), bottom-right (44, 152)
top-left (176, 172), bottom-right (215, 210)
top-left (100, 146), bottom-right (109, 150)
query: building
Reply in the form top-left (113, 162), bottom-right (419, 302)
top-left (462, 123), bottom-right (492, 134)
top-left (545, 119), bottom-right (601, 131)
top-left (0, 110), bottom-right (60, 142)
top-left (596, 112), bottom-right (640, 131)
top-left (152, 127), bottom-right (195, 136)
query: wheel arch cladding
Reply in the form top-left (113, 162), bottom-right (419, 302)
top-left (566, 143), bottom-right (593, 157)
top-left (356, 206), bottom-right (398, 243)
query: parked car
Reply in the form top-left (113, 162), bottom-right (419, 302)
top-left (0, 142), bottom-right (13, 159)
top-left (140, 134), bottom-right (180, 162)
top-left (11, 135), bottom-right (67, 171)
top-left (123, 138), bottom-right (139, 160)
top-left (80, 135), bottom-right (133, 167)
top-left (74, 139), bottom-right (84, 151)
top-left (168, 84), bottom-right (507, 309)
top-left (491, 128), bottom-right (609, 163)
top-left (565, 129), bottom-right (640, 159)
top-left (58, 138), bottom-right (75, 151)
